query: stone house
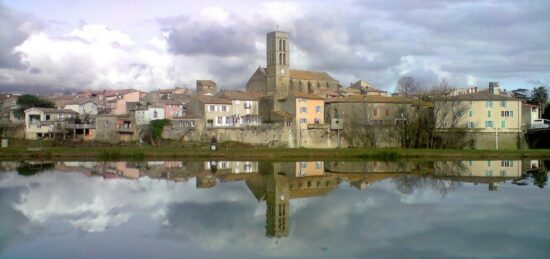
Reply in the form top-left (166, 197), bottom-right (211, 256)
top-left (186, 95), bottom-right (233, 128)
top-left (324, 95), bottom-right (416, 126)
top-left (24, 107), bottom-right (78, 140)
top-left (94, 115), bottom-right (137, 143)
top-left (217, 90), bottom-right (261, 126)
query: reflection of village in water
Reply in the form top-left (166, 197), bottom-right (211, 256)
top-left (2, 159), bottom-right (548, 238)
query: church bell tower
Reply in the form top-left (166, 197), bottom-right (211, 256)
top-left (266, 31), bottom-right (290, 99)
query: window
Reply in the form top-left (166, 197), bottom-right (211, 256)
top-left (467, 122), bottom-right (474, 128)
top-left (283, 53), bottom-right (286, 65)
top-left (315, 106), bottom-right (321, 113)
top-left (488, 160), bottom-right (492, 166)
top-left (226, 116), bottom-right (232, 124)
top-left (373, 109), bottom-right (377, 116)
top-left (501, 121), bottom-right (506, 128)
top-left (244, 101), bottom-right (251, 109)
top-left (486, 101), bottom-right (493, 108)
top-left (279, 39), bottom-right (282, 51)
top-left (104, 121), bottom-right (109, 127)
top-left (209, 105), bottom-right (215, 112)
top-left (485, 169), bottom-right (493, 176)
top-left (153, 110), bottom-right (158, 118)
top-left (315, 162), bottom-right (321, 169)
top-left (500, 170), bottom-right (506, 176)
top-left (283, 40), bottom-right (286, 51)
top-left (217, 116), bottom-right (222, 124)
top-left (485, 120), bottom-right (493, 128)
top-left (501, 160), bottom-right (513, 167)
top-left (468, 160), bottom-right (473, 166)
top-left (279, 53), bottom-right (282, 64)
top-left (501, 111), bottom-right (514, 117)
top-left (510, 111), bottom-right (513, 117)
top-left (468, 111), bottom-right (473, 117)
top-left (500, 101), bottom-right (507, 107)
top-left (302, 162), bottom-right (307, 169)
top-left (46, 115), bottom-right (50, 121)
top-left (488, 111), bottom-right (491, 118)
top-left (221, 106), bottom-right (227, 112)
top-left (300, 107), bottom-right (307, 113)
top-left (300, 118), bottom-right (307, 124)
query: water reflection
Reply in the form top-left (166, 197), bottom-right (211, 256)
top-left (0, 159), bottom-right (548, 258)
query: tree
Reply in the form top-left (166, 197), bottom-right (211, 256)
top-left (397, 76), bottom-right (419, 99)
top-left (530, 86), bottom-right (548, 114)
top-left (14, 94), bottom-right (55, 119)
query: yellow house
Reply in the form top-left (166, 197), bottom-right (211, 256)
top-left (277, 92), bottom-right (325, 129)
top-left (433, 86), bottom-right (523, 149)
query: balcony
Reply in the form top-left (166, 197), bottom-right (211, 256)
top-left (66, 123), bottom-right (95, 129)
top-left (117, 125), bottom-right (134, 133)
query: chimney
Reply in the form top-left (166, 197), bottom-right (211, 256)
top-left (488, 82), bottom-right (500, 95)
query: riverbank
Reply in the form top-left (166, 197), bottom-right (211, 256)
top-left (2, 145), bottom-right (550, 161)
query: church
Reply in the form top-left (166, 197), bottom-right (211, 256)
top-left (245, 31), bottom-right (341, 99)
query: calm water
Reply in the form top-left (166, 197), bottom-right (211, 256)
top-left (0, 160), bottom-right (549, 259)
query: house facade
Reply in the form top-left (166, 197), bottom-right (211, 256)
top-left (64, 100), bottom-right (98, 115)
top-left (217, 90), bottom-right (261, 127)
top-left (24, 107), bottom-right (78, 140)
top-left (134, 106), bottom-right (165, 125)
top-left (186, 95), bottom-right (233, 128)
top-left (276, 92), bottom-right (325, 129)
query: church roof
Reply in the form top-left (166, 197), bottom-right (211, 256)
top-left (290, 69), bottom-right (338, 82)
top-left (217, 90), bottom-right (259, 101)
top-left (325, 95), bottom-right (414, 104)
top-left (195, 95), bottom-right (232, 104)
top-left (254, 67), bottom-right (338, 82)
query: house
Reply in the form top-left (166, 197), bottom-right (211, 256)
top-left (134, 106), bottom-right (165, 125)
top-left (521, 103), bottom-right (541, 129)
top-left (348, 80), bottom-right (388, 96)
top-left (103, 89), bottom-right (145, 115)
top-left (24, 107), bottom-right (78, 140)
top-left (324, 95), bottom-right (416, 126)
top-left (217, 90), bottom-right (261, 126)
top-left (186, 95), bottom-right (233, 128)
top-left (160, 100), bottom-right (186, 119)
top-left (276, 92), bottom-right (325, 129)
top-left (94, 115), bottom-right (137, 143)
top-left (64, 99), bottom-right (98, 115)
top-left (433, 82), bottom-right (523, 149)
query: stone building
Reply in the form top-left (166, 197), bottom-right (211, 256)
top-left (196, 80), bottom-right (217, 95)
top-left (94, 115), bottom-right (137, 143)
top-left (245, 31), bottom-right (340, 99)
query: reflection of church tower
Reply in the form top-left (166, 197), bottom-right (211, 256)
top-left (266, 171), bottom-right (289, 238)
top-left (266, 31), bottom-right (290, 100)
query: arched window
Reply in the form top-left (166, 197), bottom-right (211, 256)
top-left (283, 53), bottom-right (286, 65)
top-left (279, 39), bottom-right (282, 51)
top-left (279, 53), bottom-right (282, 64)
top-left (283, 40), bottom-right (286, 51)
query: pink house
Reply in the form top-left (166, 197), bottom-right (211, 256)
top-left (105, 89), bottom-right (145, 115)
top-left (161, 100), bottom-right (186, 119)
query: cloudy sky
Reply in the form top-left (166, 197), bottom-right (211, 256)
top-left (0, 0), bottom-right (549, 93)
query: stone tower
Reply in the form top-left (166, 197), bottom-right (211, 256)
top-left (196, 80), bottom-right (217, 95)
top-left (266, 31), bottom-right (290, 99)
top-left (265, 171), bottom-right (289, 238)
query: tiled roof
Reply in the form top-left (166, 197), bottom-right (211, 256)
top-left (217, 90), bottom-right (259, 101)
top-left (290, 69), bottom-right (338, 82)
top-left (196, 95), bottom-right (232, 104)
top-left (279, 92), bottom-right (325, 101)
top-left (25, 107), bottom-right (78, 114)
top-left (325, 95), bottom-right (414, 104)
top-left (434, 92), bottom-right (520, 101)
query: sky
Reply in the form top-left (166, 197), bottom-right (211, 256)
top-left (0, 0), bottom-right (549, 94)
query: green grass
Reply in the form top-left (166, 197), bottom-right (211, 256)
top-left (2, 145), bottom-right (550, 161)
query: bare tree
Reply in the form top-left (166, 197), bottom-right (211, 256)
top-left (341, 103), bottom-right (380, 147)
top-left (397, 76), bottom-right (419, 99)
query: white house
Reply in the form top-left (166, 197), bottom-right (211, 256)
top-left (24, 107), bottom-right (78, 140)
top-left (134, 106), bottom-right (165, 125)
top-left (64, 100), bottom-right (98, 115)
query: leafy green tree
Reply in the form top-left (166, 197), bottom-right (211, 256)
top-left (14, 94), bottom-right (55, 118)
top-left (530, 86), bottom-right (548, 114)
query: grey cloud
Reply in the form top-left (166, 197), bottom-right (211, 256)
top-left (0, 3), bottom-right (34, 69)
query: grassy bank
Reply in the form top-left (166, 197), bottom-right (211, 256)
top-left (2, 145), bottom-right (550, 161)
